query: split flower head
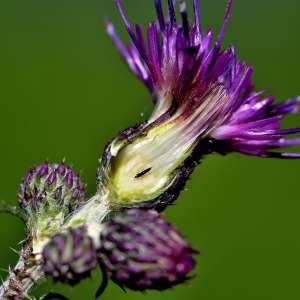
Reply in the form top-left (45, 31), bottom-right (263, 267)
top-left (98, 208), bottom-right (196, 291)
top-left (97, 0), bottom-right (300, 210)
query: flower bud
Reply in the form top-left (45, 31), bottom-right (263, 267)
top-left (18, 162), bottom-right (87, 255)
top-left (42, 226), bottom-right (97, 286)
top-left (18, 162), bottom-right (85, 215)
top-left (98, 209), bottom-right (197, 291)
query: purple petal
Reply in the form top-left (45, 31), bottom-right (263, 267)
top-left (167, 0), bottom-right (176, 26)
top-left (155, 0), bottom-right (165, 31)
top-left (193, 0), bottom-right (201, 35)
top-left (215, 0), bottom-right (233, 46)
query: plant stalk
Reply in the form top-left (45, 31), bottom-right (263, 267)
top-left (0, 244), bottom-right (43, 300)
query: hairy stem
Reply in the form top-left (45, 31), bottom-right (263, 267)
top-left (0, 244), bottom-right (44, 300)
top-left (65, 193), bottom-right (110, 248)
top-left (0, 192), bottom-right (112, 299)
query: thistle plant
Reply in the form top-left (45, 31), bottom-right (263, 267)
top-left (1, 0), bottom-right (300, 299)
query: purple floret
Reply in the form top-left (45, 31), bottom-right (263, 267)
top-left (106, 0), bottom-right (300, 158)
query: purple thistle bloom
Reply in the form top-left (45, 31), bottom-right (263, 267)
top-left (106, 0), bottom-right (300, 159)
top-left (42, 226), bottom-right (97, 286)
top-left (96, 0), bottom-right (300, 209)
top-left (98, 209), bottom-right (197, 291)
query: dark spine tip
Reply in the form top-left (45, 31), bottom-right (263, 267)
top-left (155, 0), bottom-right (165, 31)
top-left (179, 0), bottom-right (190, 43)
top-left (115, 0), bottom-right (146, 61)
top-left (193, 0), bottom-right (201, 34)
top-left (216, 0), bottom-right (233, 46)
top-left (168, 0), bottom-right (176, 26)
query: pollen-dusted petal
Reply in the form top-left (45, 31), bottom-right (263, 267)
top-left (98, 209), bottom-right (197, 291)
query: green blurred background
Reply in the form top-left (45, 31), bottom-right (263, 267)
top-left (1, 0), bottom-right (300, 299)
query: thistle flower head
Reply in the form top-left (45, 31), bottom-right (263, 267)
top-left (42, 226), bottom-right (97, 286)
top-left (98, 0), bottom-right (300, 209)
top-left (18, 162), bottom-right (87, 255)
top-left (98, 209), bottom-right (196, 291)
top-left (18, 161), bottom-right (85, 216)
